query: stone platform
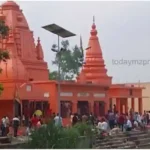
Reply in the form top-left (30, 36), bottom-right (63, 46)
top-left (0, 136), bottom-right (29, 149)
top-left (94, 130), bottom-right (150, 149)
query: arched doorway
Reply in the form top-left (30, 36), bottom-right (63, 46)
top-left (99, 101), bottom-right (105, 116)
top-left (77, 101), bottom-right (89, 116)
top-left (94, 101), bottom-right (105, 117)
top-left (14, 99), bottom-right (21, 117)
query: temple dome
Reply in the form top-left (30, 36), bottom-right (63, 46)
top-left (2, 1), bottom-right (19, 9)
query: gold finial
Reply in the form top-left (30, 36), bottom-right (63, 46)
top-left (93, 16), bottom-right (95, 24)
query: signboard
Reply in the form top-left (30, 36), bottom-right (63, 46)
top-left (60, 92), bottom-right (73, 97)
top-left (77, 92), bottom-right (89, 97)
top-left (44, 92), bottom-right (50, 98)
top-left (26, 85), bottom-right (31, 92)
top-left (93, 93), bottom-right (105, 98)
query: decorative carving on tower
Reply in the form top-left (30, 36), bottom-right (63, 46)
top-left (36, 37), bottom-right (44, 60)
top-left (7, 27), bottom-right (14, 44)
top-left (0, 7), bottom-right (5, 20)
top-left (14, 28), bottom-right (22, 57)
top-left (0, 1), bottom-right (48, 81)
top-left (77, 17), bottom-right (112, 86)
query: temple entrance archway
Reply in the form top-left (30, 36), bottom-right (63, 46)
top-left (22, 100), bottom-right (49, 118)
top-left (77, 101), bottom-right (89, 115)
top-left (94, 101), bottom-right (105, 117)
top-left (14, 100), bottom-right (21, 117)
top-left (60, 101), bottom-right (72, 118)
top-left (120, 98), bottom-right (128, 114)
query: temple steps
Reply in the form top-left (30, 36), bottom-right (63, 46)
top-left (0, 136), bottom-right (28, 148)
top-left (96, 132), bottom-right (149, 142)
top-left (94, 130), bottom-right (150, 149)
top-left (0, 136), bottom-right (11, 144)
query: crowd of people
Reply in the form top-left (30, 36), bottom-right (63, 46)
top-left (1, 109), bottom-right (150, 137)
top-left (0, 114), bottom-right (43, 137)
top-left (0, 115), bottom-right (20, 137)
top-left (96, 109), bottom-right (150, 136)
top-left (68, 109), bottom-right (150, 136)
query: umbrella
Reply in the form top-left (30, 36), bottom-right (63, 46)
top-left (34, 110), bottom-right (43, 116)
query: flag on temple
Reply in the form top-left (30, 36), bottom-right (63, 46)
top-left (139, 80), bottom-right (140, 87)
top-left (80, 35), bottom-right (84, 57)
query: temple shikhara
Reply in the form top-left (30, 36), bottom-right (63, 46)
top-left (0, 1), bottom-right (147, 124)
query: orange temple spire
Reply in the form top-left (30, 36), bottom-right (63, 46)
top-left (77, 17), bottom-right (112, 85)
top-left (0, 0), bottom-right (48, 81)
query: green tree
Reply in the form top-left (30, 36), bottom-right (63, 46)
top-left (49, 71), bottom-right (58, 80)
top-left (49, 40), bottom-right (84, 80)
top-left (0, 20), bottom-right (10, 94)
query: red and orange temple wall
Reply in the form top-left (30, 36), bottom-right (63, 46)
top-left (0, 1), bottom-right (146, 122)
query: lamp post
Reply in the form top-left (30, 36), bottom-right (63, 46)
top-left (42, 24), bottom-right (76, 116)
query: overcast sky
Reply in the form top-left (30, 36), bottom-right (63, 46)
top-left (1, 1), bottom-right (150, 83)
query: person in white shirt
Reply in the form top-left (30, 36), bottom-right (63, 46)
top-left (97, 118), bottom-right (108, 134)
top-left (133, 120), bottom-right (138, 128)
top-left (70, 113), bottom-right (74, 124)
top-left (1, 116), bottom-right (6, 136)
top-left (2, 117), bottom-right (6, 127)
top-left (22, 115), bottom-right (25, 126)
top-left (54, 113), bottom-right (63, 127)
top-left (97, 120), bottom-right (102, 134)
top-left (97, 121), bottom-right (102, 129)
top-left (126, 118), bottom-right (132, 131)
top-left (137, 113), bottom-right (142, 123)
top-left (101, 121), bottom-right (108, 131)
top-left (5, 116), bottom-right (10, 135)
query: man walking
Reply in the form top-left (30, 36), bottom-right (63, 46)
top-left (54, 113), bottom-right (63, 127)
top-left (12, 116), bottom-right (20, 137)
top-left (1, 116), bottom-right (6, 136)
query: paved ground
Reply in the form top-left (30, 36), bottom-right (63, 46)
top-left (11, 136), bottom-right (29, 143)
top-left (8, 127), bottom-right (28, 145)
top-left (9, 126), bottom-right (26, 136)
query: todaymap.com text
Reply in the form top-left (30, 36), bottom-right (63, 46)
top-left (112, 59), bottom-right (150, 66)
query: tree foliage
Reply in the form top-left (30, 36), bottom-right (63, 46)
top-left (0, 20), bottom-right (10, 94)
top-left (49, 71), bottom-right (58, 80)
top-left (49, 40), bottom-right (84, 80)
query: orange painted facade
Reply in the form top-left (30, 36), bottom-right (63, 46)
top-left (0, 1), bottom-right (146, 123)
top-left (0, 1), bottom-right (49, 119)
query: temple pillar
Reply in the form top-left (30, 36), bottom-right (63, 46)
top-left (94, 102), bottom-right (99, 117)
top-left (109, 98), bottom-right (112, 111)
top-left (105, 99), bottom-right (109, 114)
top-left (131, 98), bottom-right (135, 111)
top-left (89, 101), bottom-right (94, 114)
top-left (138, 98), bottom-right (143, 114)
top-left (125, 98), bottom-right (128, 114)
top-left (116, 98), bottom-right (120, 114)
top-left (72, 101), bottom-right (77, 113)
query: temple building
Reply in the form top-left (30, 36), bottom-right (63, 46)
top-left (0, 1), bottom-right (49, 119)
top-left (127, 82), bottom-right (150, 112)
top-left (0, 1), bottom-right (147, 123)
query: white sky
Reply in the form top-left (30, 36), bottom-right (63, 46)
top-left (1, 0), bottom-right (150, 83)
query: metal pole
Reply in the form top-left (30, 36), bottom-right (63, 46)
top-left (57, 35), bottom-right (61, 117)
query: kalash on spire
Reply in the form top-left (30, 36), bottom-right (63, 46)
top-left (77, 16), bottom-right (112, 86)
